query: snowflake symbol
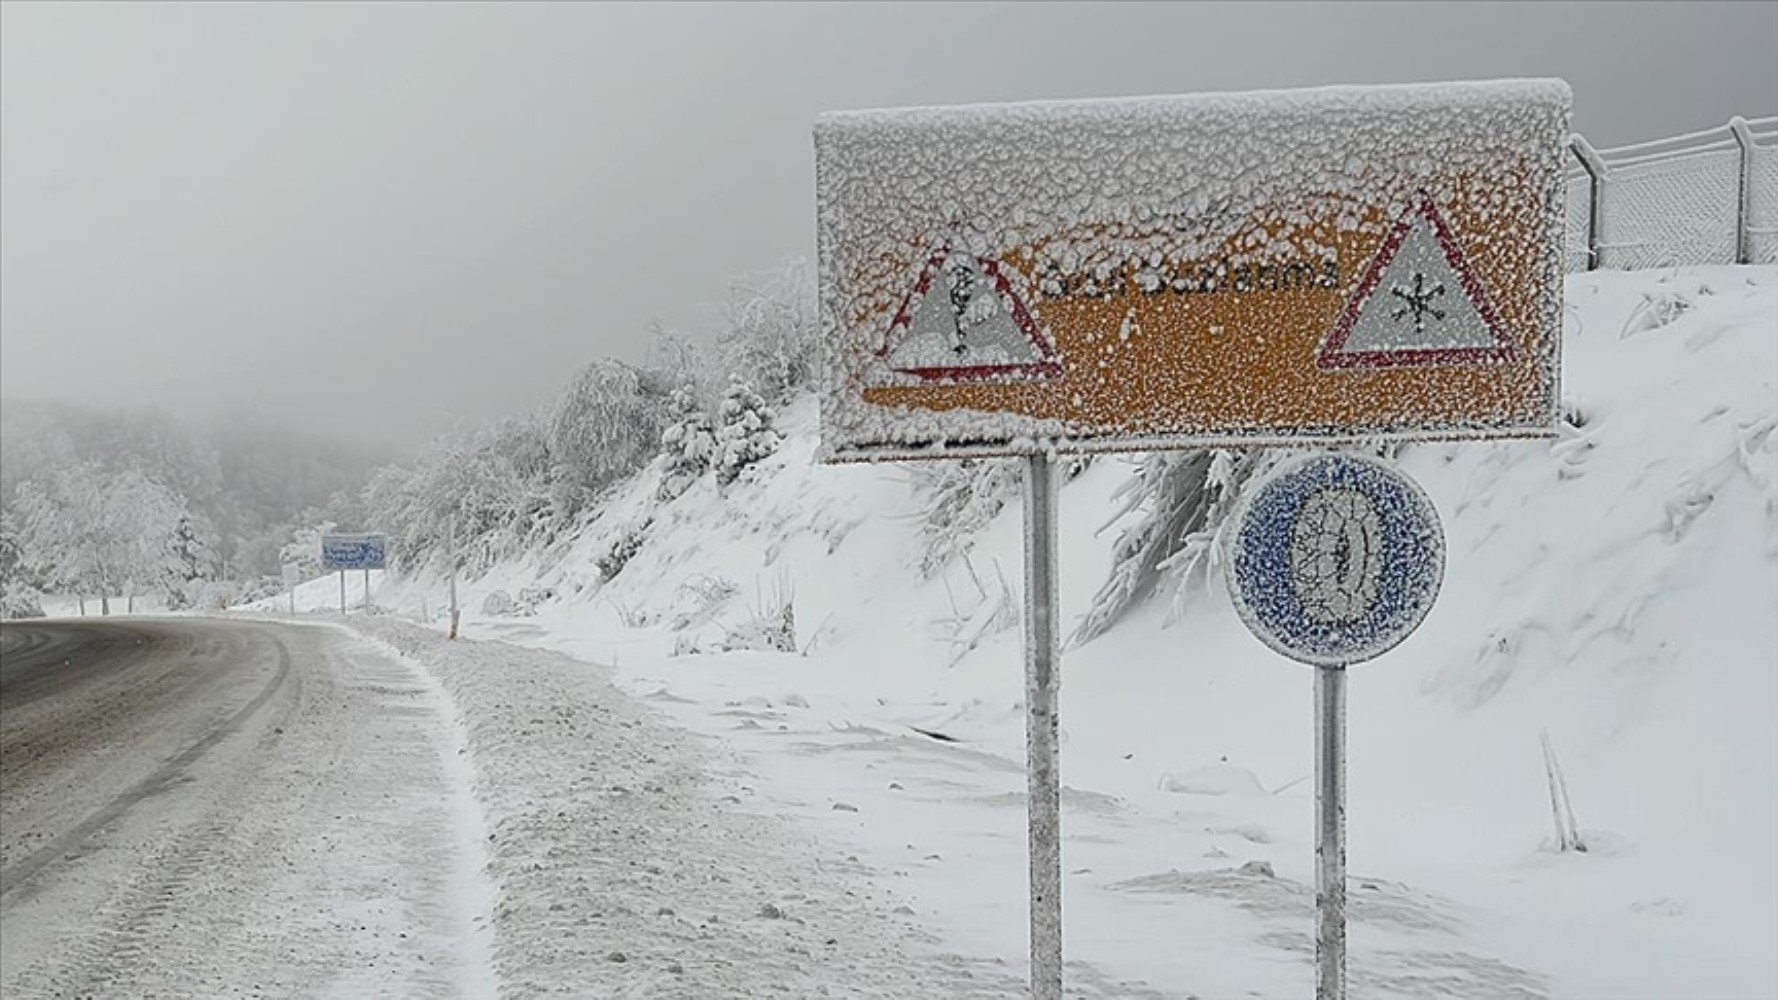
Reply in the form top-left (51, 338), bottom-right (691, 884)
top-left (1389, 272), bottom-right (1447, 334)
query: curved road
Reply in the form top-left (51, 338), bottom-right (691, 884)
top-left (0, 617), bottom-right (495, 999)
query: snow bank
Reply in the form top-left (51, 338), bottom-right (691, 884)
top-left (351, 617), bottom-right (1041, 998)
top-left (360, 265), bottom-right (1773, 998)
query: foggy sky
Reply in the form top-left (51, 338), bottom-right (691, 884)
top-left (3, 1), bottom-right (1773, 451)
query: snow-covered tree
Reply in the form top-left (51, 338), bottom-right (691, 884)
top-left (657, 387), bottom-right (716, 501)
top-left (0, 513), bottom-right (44, 619)
top-left (361, 415), bottom-right (557, 574)
top-left (717, 257), bottom-right (817, 403)
top-left (548, 359), bottom-right (671, 502)
top-left (713, 376), bottom-right (782, 489)
top-left (15, 463), bottom-right (107, 606)
top-left (107, 469), bottom-right (188, 611)
top-left (279, 519), bottom-right (335, 580)
top-left (164, 512), bottom-right (217, 609)
top-left (14, 464), bottom-right (186, 613)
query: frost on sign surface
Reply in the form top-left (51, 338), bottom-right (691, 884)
top-left (880, 247), bottom-right (1061, 382)
top-left (1224, 453), bottom-right (1444, 667)
top-left (1318, 195), bottom-right (1517, 369)
top-left (814, 79), bottom-right (1571, 462)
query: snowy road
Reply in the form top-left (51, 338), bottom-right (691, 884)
top-left (0, 618), bottom-right (496, 999)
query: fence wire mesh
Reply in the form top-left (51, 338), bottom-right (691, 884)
top-left (1563, 116), bottom-right (1777, 273)
top-left (1563, 173), bottom-right (1592, 273)
top-left (1751, 143), bottom-right (1778, 265)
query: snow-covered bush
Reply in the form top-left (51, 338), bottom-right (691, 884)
top-left (1073, 450), bottom-right (1274, 645)
top-left (720, 579), bottom-right (797, 653)
top-left (516, 585), bottom-right (556, 614)
top-left (714, 377), bottom-right (782, 488)
top-left (657, 387), bottom-right (716, 502)
top-left (668, 574), bottom-right (738, 630)
top-left (597, 521), bottom-right (651, 581)
top-left (481, 590), bottom-right (520, 616)
top-left (717, 257), bottom-right (817, 402)
top-left (907, 458), bottom-right (1019, 578)
top-left (549, 360), bottom-right (671, 502)
top-left (1074, 445), bottom-right (1402, 644)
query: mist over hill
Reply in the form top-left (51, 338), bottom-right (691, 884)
top-left (0, 397), bottom-right (387, 578)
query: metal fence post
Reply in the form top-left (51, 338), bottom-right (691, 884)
top-left (1570, 135), bottom-right (1609, 271)
top-left (1730, 117), bottom-right (1756, 265)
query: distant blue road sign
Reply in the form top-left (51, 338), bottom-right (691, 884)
top-left (321, 533), bottom-right (388, 571)
top-left (1225, 453), bottom-right (1443, 667)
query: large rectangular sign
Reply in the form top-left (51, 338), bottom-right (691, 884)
top-left (320, 533), bottom-right (387, 571)
top-left (815, 79), bottom-right (1571, 461)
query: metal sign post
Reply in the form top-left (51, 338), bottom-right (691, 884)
top-left (1224, 453), bottom-right (1446, 1000)
top-left (1315, 665), bottom-right (1348, 999)
top-left (1022, 453), bottom-right (1062, 1000)
top-left (338, 570), bottom-right (346, 615)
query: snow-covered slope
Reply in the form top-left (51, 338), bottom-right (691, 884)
top-left (308, 266), bottom-right (1775, 998)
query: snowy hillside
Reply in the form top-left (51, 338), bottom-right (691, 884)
top-left (283, 265), bottom-right (1775, 998)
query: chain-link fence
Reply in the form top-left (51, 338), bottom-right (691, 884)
top-left (1566, 115), bottom-right (1778, 272)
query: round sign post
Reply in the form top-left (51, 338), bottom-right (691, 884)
top-left (1224, 452), bottom-right (1445, 1000)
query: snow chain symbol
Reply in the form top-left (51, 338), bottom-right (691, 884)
top-left (1289, 488), bottom-right (1385, 624)
top-left (1225, 452), bottom-right (1444, 667)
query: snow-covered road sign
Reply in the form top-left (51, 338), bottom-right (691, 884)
top-left (321, 533), bottom-right (387, 571)
top-left (815, 79), bottom-right (1570, 461)
top-left (880, 246), bottom-right (1061, 382)
top-left (1317, 195), bottom-right (1519, 370)
top-left (1225, 453), bottom-right (1444, 667)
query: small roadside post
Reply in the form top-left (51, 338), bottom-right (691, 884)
top-left (814, 79), bottom-right (1568, 1000)
top-left (282, 564), bottom-right (299, 615)
top-left (321, 533), bottom-right (388, 616)
top-left (447, 514), bottom-right (461, 640)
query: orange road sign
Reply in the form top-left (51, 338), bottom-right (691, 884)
top-left (815, 79), bottom-right (1571, 462)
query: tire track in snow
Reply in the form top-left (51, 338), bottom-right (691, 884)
top-left (0, 620), bottom-right (502, 1000)
top-left (0, 628), bottom-right (295, 900)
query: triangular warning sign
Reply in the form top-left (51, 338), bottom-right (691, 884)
top-left (1318, 195), bottom-right (1516, 370)
top-left (878, 246), bottom-right (1061, 383)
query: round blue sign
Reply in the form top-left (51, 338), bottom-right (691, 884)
top-left (1224, 452), bottom-right (1444, 667)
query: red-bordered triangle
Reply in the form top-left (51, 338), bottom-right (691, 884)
top-left (877, 245), bottom-right (1061, 383)
top-left (1317, 194), bottom-right (1517, 370)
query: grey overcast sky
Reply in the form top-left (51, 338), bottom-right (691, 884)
top-left (3, 1), bottom-right (1774, 450)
